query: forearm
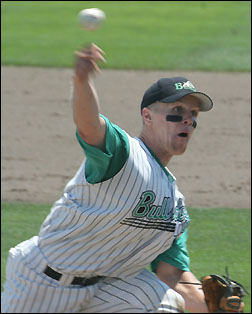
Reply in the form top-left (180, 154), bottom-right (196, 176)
top-left (156, 262), bottom-right (208, 313)
top-left (173, 271), bottom-right (209, 313)
top-left (72, 76), bottom-right (101, 134)
top-left (72, 44), bottom-right (106, 149)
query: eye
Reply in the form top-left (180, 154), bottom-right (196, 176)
top-left (192, 110), bottom-right (198, 117)
top-left (173, 106), bottom-right (184, 114)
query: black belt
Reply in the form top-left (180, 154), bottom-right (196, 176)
top-left (44, 265), bottom-right (103, 286)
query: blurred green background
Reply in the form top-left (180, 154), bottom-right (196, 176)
top-left (1, 1), bottom-right (251, 70)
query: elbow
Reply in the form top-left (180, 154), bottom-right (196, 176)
top-left (75, 117), bottom-right (106, 148)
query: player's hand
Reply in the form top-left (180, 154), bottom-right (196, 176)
top-left (74, 43), bottom-right (106, 82)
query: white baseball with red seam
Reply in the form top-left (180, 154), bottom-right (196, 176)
top-left (78, 8), bottom-right (106, 30)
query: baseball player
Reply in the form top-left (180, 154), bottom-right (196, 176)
top-left (1, 43), bottom-right (213, 313)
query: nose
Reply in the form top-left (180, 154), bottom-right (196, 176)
top-left (182, 112), bottom-right (197, 129)
top-left (182, 112), bottom-right (194, 126)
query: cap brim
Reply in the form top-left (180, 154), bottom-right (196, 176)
top-left (160, 90), bottom-right (213, 112)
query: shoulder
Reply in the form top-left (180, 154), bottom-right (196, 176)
top-left (77, 115), bottom-right (132, 184)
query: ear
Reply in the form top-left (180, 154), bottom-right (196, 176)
top-left (142, 107), bottom-right (153, 126)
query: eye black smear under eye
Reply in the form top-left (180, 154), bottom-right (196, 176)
top-left (166, 115), bottom-right (183, 122)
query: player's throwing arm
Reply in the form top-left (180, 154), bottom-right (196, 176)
top-left (73, 43), bottom-right (107, 150)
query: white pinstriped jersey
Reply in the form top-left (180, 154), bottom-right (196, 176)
top-left (38, 134), bottom-right (190, 279)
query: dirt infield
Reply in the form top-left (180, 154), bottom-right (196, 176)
top-left (1, 66), bottom-right (251, 208)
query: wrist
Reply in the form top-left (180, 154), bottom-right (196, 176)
top-left (73, 73), bottom-right (89, 84)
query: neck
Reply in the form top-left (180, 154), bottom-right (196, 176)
top-left (139, 130), bottom-right (173, 166)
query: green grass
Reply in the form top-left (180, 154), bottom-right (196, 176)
top-left (1, 202), bottom-right (251, 312)
top-left (187, 207), bottom-right (251, 313)
top-left (1, 202), bottom-right (51, 291)
top-left (1, 1), bottom-right (251, 71)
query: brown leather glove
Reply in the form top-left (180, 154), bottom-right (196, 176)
top-left (201, 269), bottom-right (248, 313)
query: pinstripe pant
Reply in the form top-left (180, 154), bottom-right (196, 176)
top-left (81, 269), bottom-right (185, 313)
top-left (1, 237), bottom-right (185, 313)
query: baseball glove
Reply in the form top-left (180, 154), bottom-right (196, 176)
top-left (201, 268), bottom-right (248, 313)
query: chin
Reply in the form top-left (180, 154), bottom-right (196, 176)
top-left (174, 151), bottom-right (186, 156)
top-left (174, 147), bottom-right (187, 155)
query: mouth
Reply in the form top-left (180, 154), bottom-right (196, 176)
top-left (177, 132), bottom-right (188, 138)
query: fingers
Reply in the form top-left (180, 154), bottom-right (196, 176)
top-left (88, 43), bottom-right (105, 56)
top-left (74, 43), bottom-right (106, 79)
top-left (75, 43), bottom-right (106, 63)
top-left (75, 49), bottom-right (106, 64)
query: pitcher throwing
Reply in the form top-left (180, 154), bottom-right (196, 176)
top-left (2, 43), bottom-right (213, 313)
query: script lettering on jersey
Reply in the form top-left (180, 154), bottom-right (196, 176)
top-left (132, 191), bottom-right (174, 220)
top-left (120, 191), bottom-right (190, 234)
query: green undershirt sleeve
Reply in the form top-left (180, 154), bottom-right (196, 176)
top-left (76, 115), bottom-right (130, 184)
top-left (151, 229), bottom-right (190, 272)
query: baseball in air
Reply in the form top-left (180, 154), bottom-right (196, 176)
top-left (78, 8), bottom-right (106, 31)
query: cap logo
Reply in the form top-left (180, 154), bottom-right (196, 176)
top-left (174, 81), bottom-right (196, 92)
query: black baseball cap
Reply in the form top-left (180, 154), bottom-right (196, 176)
top-left (141, 77), bottom-right (213, 112)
